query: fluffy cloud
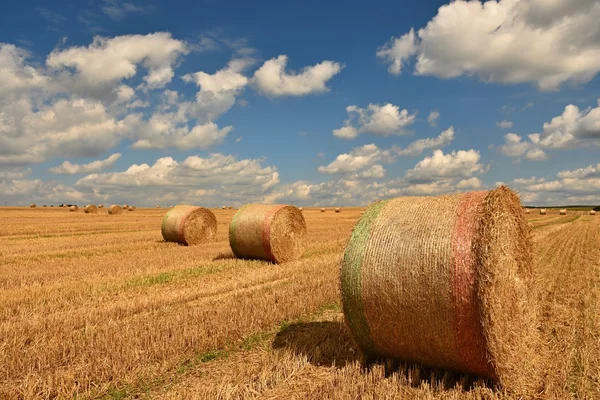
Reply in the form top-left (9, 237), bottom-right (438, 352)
top-left (75, 153), bottom-right (279, 206)
top-left (396, 126), bottom-right (454, 156)
top-left (49, 153), bottom-right (121, 175)
top-left (252, 55), bottom-right (342, 96)
top-left (456, 177), bottom-right (483, 190)
top-left (333, 103), bottom-right (416, 139)
top-left (499, 133), bottom-right (547, 160)
top-left (183, 58), bottom-right (253, 121)
top-left (405, 149), bottom-right (484, 183)
top-left (47, 32), bottom-right (188, 95)
top-left (377, 0), bottom-right (600, 90)
top-left (497, 120), bottom-right (513, 129)
top-left (427, 110), bottom-right (440, 127)
top-left (0, 44), bottom-right (47, 97)
top-left (317, 143), bottom-right (394, 175)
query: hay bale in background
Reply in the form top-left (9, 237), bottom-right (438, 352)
top-left (320, 208), bottom-right (326, 212)
top-left (524, 208), bottom-right (530, 214)
top-left (229, 204), bottom-right (307, 263)
top-left (228, 206), bottom-right (233, 210)
top-left (108, 205), bottom-right (123, 215)
top-left (590, 210), bottom-right (596, 216)
top-left (340, 187), bottom-right (542, 395)
top-left (222, 206), bottom-right (226, 210)
top-left (98, 204), bottom-right (104, 209)
top-left (540, 209), bottom-right (547, 215)
top-left (335, 207), bottom-right (341, 213)
top-left (69, 205), bottom-right (78, 212)
top-left (161, 205), bottom-right (217, 246)
top-left (122, 204), bottom-right (129, 210)
top-left (559, 209), bottom-right (567, 215)
top-left (156, 205), bottom-right (161, 208)
top-left (84, 204), bottom-right (98, 214)
top-left (30, 204), bottom-right (36, 208)
top-left (298, 207), bottom-right (303, 212)
top-left (128, 205), bottom-right (136, 211)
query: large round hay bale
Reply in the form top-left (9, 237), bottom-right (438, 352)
top-left (69, 205), bottom-right (78, 212)
top-left (540, 209), bottom-right (547, 215)
top-left (161, 205), bottom-right (217, 246)
top-left (128, 205), bottom-right (136, 211)
top-left (320, 208), bottom-right (326, 212)
top-left (84, 204), bottom-right (98, 214)
top-left (340, 187), bottom-right (541, 395)
top-left (559, 209), bottom-right (567, 215)
top-left (30, 203), bottom-right (36, 208)
top-left (229, 204), bottom-right (307, 263)
top-left (335, 207), bottom-right (341, 213)
top-left (108, 205), bottom-right (123, 215)
top-left (590, 210), bottom-right (596, 216)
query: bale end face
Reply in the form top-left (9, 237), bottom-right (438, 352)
top-left (540, 209), bottom-right (547, 215)
top-left (108, 205), bottom-right (123, 215)
top-left (84, 205), bottom-right (98, 214)
top-left (229, 204), bottom-right (307, 263)
top-left (340, 187), bottom-right (542, 395)
top-left (161, 205), bottom-right (217, 246)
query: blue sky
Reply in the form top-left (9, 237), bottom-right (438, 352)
top-left (1, 0), bottom-right (600, 207)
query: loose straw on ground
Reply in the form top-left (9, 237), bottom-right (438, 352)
top-left (161, 205), bottom-right (217, 246)
top-left (229, 204), bottom-right (307, 263)
top-left (84, 204), bottom-right (98, 214)
top-left (108, 205), bottom-right (122, 215)
top-left (340, 186), bottom-right (543, 396)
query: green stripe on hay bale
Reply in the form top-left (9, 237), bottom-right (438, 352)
top-left (84, 204), bottom-right (98, 214)
top-left (229, 204), bottom-right (307, 263)
top-left (340, 187), bottom-right (541, 395)
top-left (108, 205), bottom-right (122, 215)
top-left (161, 205), bottom-right (217, 246)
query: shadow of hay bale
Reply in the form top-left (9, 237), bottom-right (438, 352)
top-left (213, 252), bottom-right (238, 261)
top-left (272, 321), bottom-right (361, 367)
top-left (273, 320), bottom-right (492, 392)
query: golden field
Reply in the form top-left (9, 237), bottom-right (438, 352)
top-left (0, 207), bottom-right (598, 399)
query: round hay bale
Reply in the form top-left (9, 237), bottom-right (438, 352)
top-left (69, 205), bottom-right (78, 212)
top-left (161, 205), bottom-right (217, 246)
top-left (590, 210), bottom-right (596, 216)
top-left (222, 206), bottom-right (226, 210)
top-left (524, 208), bottom-right (530, 214)
top-left (559, 209), bottom-right (567, 215)
top-left (98, 204), bottom-right (104, 209)
top-left (30, 203), bottom-right (36, 208)
top-left (229, 204), bottom-right (307, 263)
top-left (122, 204), bottom-right (129, 210)
top-left (320, 208), bottom-right (326, 212)
top-left (128, 205), bottom-right (136, 211)
top-left (335, 207), bottom-right (341, 213)
top-left (298, 207), bottom-right (303, 212)
top-left (156, 205), bottom-right (161, 208)
top-left (539, 209), bottom-right (547, 215)
top-left (228, 206), bottom-right (233, 210)
top-left (108, 205), bottom-right (123, 215)
top-left (84, 204), bottom-right (98, 214)
top-left (340, 187), bottom-right (542, 395)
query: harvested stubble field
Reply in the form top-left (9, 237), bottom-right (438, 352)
top-left (0, 207), bottom-right (598, 399)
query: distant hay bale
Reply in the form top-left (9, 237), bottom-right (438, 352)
top-left (98, 204), bottom-right (104, 209)
top-left (108, 205), bottom-right (123, 215)
top-left (156, 205), bottom-right (161, 208)
top-left (590, 210), bottom-right (596, 216)
top-left (222, 206), bottom-right (227, 210)
top-left (540, 209), bottom-right (547, 215)
top-left (228, 206), bottom-right (233, 210)
top-left (122, 204), bottom-right (129, 210)
top-left (229, 204), bottom-right (307, 263)
top-left (335, 207), bottom-right (341, 213)
top-left (340, 187), bottom-right (542, 395)
top-left (559, 209), bottom-right (567, 215)
top-left (161, 205), bottom-right (217, 246)
top-left (524, 208), bottom-right (530, 214)
top-left (128, 205), bottom-right (136, 211)
top-left (42, 205), bottom-right (47, 207)
top-left (30, 204), bottom-right (36, 208)
top-left (84, 204), bottom-right (98, 214)
top-left (69, 205), bottom-right (78, 212)
top-left (298, 207), bottom-right (303, 212)
top-left (321, 208), bottom-right (326, 212)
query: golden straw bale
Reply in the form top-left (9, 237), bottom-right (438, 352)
top-left (229, 204), bottom-right (307, 263)
top-left (590, 210), bottom-right (596, 216)
top-left (108, 205), bottom-right (123, 215)
top-left (84, 204), bottom-right (98, 214)
top-left (98, 204), bottom-right (104, 209)
top-left (540, 209), bottom-right (547, 215)
top-left (69, 205), bottom-right (78, 212)
top-left (320, 208), bottom-right (326, 212)
top-left (559, 209), bottom-right (567, 215)
top-left (128, 205), bottom-right (136, 211)
top-left (30, 204), bottom-right (36, 208)
top-left (340, 186), bottom-right (542, 396)
top-left (335, 207), bottom-right (341, 213)
top-left (161, 205), bottom-right (217, 246)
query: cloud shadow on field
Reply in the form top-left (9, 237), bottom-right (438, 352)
top-left (272, 321), bottom-right (361, 368)
top-left (272, 321), bottom-right (492, 392)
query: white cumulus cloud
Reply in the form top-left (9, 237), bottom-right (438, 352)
top-left (49, 153), bottom-right (121, 175)
top-left (405, 149), bottom-right (484, 183)
top-left (333, 103), bottom-right (416, 139)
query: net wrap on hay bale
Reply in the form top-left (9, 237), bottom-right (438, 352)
top-left (161, 205), bottom-right (217, 246)
top-left (108, 205), bottom-right (123, 215)
top-left (229, 204), bottom-right (307, 263)
top-left (340, 186), bottom-right (541, 395)
top-left (84, 204), bottom-right (98, 214)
